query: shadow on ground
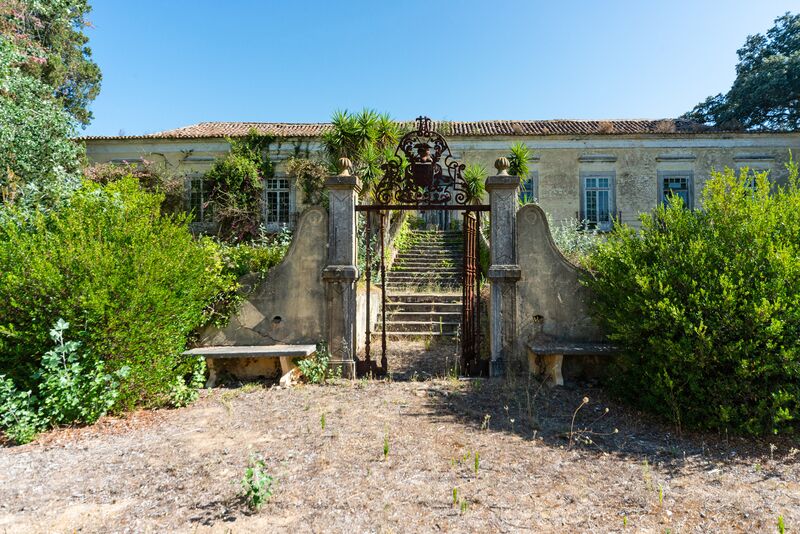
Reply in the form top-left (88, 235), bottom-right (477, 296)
top-left (410, 353), bottom-right (800, 470)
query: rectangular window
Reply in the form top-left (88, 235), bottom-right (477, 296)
top-left (519, 171), bottom-right (539, 204)
top-left (188, 176), bottom-right (211, 223)
top-left (580, 173), bottom-right (615, 230)
top-left (264, 177), bottom-right (291, 227)
top-left (658, 171), bottom-right (694, 209)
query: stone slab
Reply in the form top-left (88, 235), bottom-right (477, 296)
top-left (527, 341), bottom-right (618, 355)
top-left (183, 344), bottom-right (317, 359)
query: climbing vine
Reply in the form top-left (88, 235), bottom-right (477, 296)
top-left (206, 129), bottom-right (276, 241)
top-left (286, 157), bottom-right (328, 207)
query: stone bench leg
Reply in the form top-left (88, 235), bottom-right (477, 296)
top-left (279, 356), bottom-right (301, 387)
top-left (205, 358), bottom-right (218, 388)
top-left (527, 352), bottom-right (564, 386)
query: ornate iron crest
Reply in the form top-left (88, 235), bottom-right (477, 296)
top-left (373, 116), bottom-right (470, 205)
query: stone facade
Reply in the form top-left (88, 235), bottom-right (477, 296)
top-left (82, 125), bottom-right (800, 232)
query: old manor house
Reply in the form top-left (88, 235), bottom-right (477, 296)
top-left (82, 119), bottom-right (800, 231)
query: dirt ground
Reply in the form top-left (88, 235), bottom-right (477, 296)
top-left (1, 341), bottom-right (799, 533)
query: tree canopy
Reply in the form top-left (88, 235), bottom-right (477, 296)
top-left (683, 12), bottom-right (800, 131)
top-left (1, 0), bottom-right (102, 127)
top-left (0, 36), bottom-right (83, 206)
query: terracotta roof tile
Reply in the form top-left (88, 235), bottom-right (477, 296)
top-left (79, 119), bottom-right (715, 141)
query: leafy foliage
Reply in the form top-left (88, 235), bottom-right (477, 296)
top-left (166, 356), bottom-right (206, 408)
top-left (0, 177), bottom-right (234, 409)
top-left (297, 342), bottom-right (332, 384)
top-left (463, 164), bottom-right (487, 204)
top-left (548, 215), bottom-right (604, 267)
top-left (285, 156), bottom-right (328, 207)
top-left (508, 142), bottom-right (533, 178)
top-left (0, 319), bottom-right (127, 444)
top-left (83, 160), bottom-right (186, 214)
top-left (0, 37), bottom-right (83, 207)
top-left (1, 0), bottom-right (102, 126)
top-left (206, 129), bottom-right (276, 241)
top-left (240, 455), bottom-right (274, 511)
top-left (683, 12), bottom-right (800, 131)
top-left (584, 163), bottom-right (800, 434)
top-left (0, 375), bottom-right (40, 444)
top-left (321, 109), bottom-right (401, 197)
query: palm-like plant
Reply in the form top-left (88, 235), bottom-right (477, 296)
top-left (321, 109), bottom-right (401, 199)
top-left (508, 142), bottom-right (533, 179)
top-left (463, 164), bottom-right (487, 204)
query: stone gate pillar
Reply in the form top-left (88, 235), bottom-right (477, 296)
top-left (486, 157), bottom-right (521, 377)
top-left (323, 158), bottom-right (360, 378)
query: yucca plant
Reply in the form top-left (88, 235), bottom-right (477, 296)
top-left (463, 164), bottom-right (487, 204)
top-left (508, 142), bottom-right (533, 179)
top-left (321, 109), bottom-right (401, 199)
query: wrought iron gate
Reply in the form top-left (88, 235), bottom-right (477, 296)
top-left (461, 210), bottom-right (482, 375)
top-left (355, 117), bottom-right (489, 377)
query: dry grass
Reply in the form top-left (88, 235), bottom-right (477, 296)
top-left (1, 343), bottom-right (798, 532)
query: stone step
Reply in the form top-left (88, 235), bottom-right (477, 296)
top-left (386, 281), bottom-right (462, 288)
top-left (383, 301), bottom-right (462, 312)
top-left (371, 331), bottom-right (458, 339)
top-left (386, 273), bottom-right (462, 280)
top-left (385, 293), bottom-right (462, 303)
top-left (389, 267), bottom-right (462, 274)
top-left (395, 253), bottom-right (464, 260)
top-left (385, 282), bottom-right (461, 291)
top-left (385, 311), bottom-right (461, 322)
top-left (376, 320), bottom-right (461, 334)
top-left (400, 246), bottom-right (463, 252)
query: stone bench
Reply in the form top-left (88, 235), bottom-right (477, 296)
top-left (526, 340), bottom-right (618, 386)
top-left (183, 344), bottom-right (317, 387)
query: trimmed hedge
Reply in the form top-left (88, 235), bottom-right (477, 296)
top-left (584, 163), bottom-right (800, 435)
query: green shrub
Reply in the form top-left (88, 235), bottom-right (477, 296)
top-left (240, 455), bottom-right (274, 511)
top-left (297, 343), bottom-right (332, 384)
top-left (206, 130), bottom-right (275, 241)
top-left (203, 228), bottom-right (291, 326)
top-left (584, 163), bottom-right (800, 434)
top-left (548, 215), bottom-right (605, 267)
top-left (0, 177), bottom-right (234, 409)
top-left (0, 376), bottom-right (41, 444)
top-left (0, 319), bottom-right (128, 444)
top-left (167, 356), bottom-right (206, 408)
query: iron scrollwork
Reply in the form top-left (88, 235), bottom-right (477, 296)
top-left (373, 116), bottom-right (472, 206)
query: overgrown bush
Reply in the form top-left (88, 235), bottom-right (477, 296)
top-left (0, 319), bottom-right (128, 444)
top-left (0, 177), bottom-right (234, 409)
top-left (297, 343), bottom-right (333, 384)
top-left (205, 228), bottom-right (292, 325)
top-left (548, 215), bottom-right (604, 267)
top-left (286, 157), bottom-right (328, 207)
top-left (584, 164), bottom-right (800, 435)
top-left (84, 160), bottom-right (185, 214)
top-left (206, 130), bottom-right (275, 241)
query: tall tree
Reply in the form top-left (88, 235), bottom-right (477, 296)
top-left (1, 0), bottom-right (102, 126)
top-left (0, 34), bottom-right (83, 206)
top-left (683, 12), bottom-right (800, 131)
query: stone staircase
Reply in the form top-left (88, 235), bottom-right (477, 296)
top-left (376, 230), bottom-right (463, 338)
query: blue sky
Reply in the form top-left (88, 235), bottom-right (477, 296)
top-left (84, 0), bottom-right (799, 136)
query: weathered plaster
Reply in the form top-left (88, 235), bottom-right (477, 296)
top-left (199, 207), bottom-right (328, 346)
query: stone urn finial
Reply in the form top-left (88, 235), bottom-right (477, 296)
top-left (337, 157), bottom-right (352, 176)
top-left (494, 156), bottom-right (510, 175)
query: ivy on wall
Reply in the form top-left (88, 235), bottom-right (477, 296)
top-left (286, 157), bottom-right (328, 207)
top-left (206, 129), bottom-right (276, 241)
